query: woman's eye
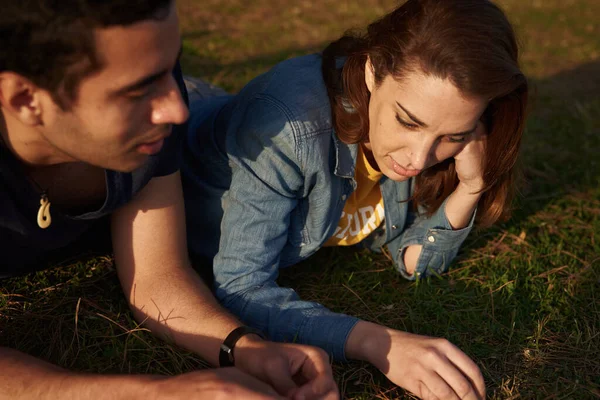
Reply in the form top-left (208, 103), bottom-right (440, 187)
top-left (448, 136), bottom-right (467, 143)
top-left (396, 114), bottom-right (419, 130)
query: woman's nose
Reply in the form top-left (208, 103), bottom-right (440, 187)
top-left (408, 139), bottom-right (434, 170)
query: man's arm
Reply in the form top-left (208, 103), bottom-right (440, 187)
top-left (0, 171), bottom-right (283, 399)
top-left (111, 171), bottom-right (338, 400)
top-left (0, 347), bottom-right (282, 399)
top-left (0, 347), bottom-right (147, 399)
top-left (111, 171), bottom-right (242, 364)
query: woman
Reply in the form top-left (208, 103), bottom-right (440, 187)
top-left (182, 0), bottom-right (528, 398)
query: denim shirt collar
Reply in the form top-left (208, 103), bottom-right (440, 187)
top-left (331, 131), bottom-right (358, 179)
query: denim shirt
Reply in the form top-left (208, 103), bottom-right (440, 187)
top-left (181, 54), bottom-right (474, 362)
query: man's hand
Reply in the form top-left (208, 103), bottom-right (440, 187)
top-left (234, 335), bottom-right (340, 400)
top-left (0, 347), bottom-right (283, 400)
top-left (346, 322), bottom-right (486, 400)
top-left (149, 368), bottom-right (284, 400)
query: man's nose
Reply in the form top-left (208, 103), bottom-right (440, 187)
top-left (151, 76), bottom-right (190, 126)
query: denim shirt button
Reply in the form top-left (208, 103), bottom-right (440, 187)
top-left (341, 194), bottom-right (347, 201)
top-left (427, 235), bottom-right (435, 243)
top-left (392, 225), bottom-right (397, 230)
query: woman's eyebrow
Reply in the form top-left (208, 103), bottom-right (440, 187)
top-left (396, 102), bottom-right (428, 127)
top-left (397, 101), bottom-right (477, 136)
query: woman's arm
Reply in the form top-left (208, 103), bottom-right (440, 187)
top-left (346, 321), bottom-right (486, 400)
top-left (402, 182), bottom-right (482, 274)
top-left (391, 122), bottom-right (488, 278)
top-left (210, 97), bottom-right (359, 362)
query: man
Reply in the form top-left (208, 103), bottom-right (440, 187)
top-left (0, 1), bottom-right (338, 398)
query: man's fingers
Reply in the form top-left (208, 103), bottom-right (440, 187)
top-left (262, 356), bottom-right (298, 396)
top-left (286, 346), bottom-right (338, 400)
top-left (294, 347), bottom-right (332, 380)
top-left (213, 368), bottom-right (284, 399)
top-left (291, 375), bottom-right (339, 400)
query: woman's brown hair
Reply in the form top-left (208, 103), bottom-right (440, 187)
top-left (322, 0), bottom-right (528, 228)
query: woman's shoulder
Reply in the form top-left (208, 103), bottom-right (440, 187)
top-left (232, 54), bottom-right (334, 137)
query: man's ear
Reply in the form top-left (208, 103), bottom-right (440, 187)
top-left (364, 57), bottom-right (375, 93)
top-left (0, 73), bottom-right (45, 126)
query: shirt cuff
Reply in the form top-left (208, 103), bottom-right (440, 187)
top-left (299, 312), bottom-right (360, 362)
top-left (396, 199), bottom-right (476, 280)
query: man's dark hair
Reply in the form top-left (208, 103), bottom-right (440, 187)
top-left (0, 0), bottom-right (172, 109)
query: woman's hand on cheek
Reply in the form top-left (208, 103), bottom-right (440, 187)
top-left (346, 322), bottom-right (486, 400)
top-left (453, 121), bottom-right (487, 193)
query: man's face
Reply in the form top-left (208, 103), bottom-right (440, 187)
top-left (40, 1), bottom-right (188, 172)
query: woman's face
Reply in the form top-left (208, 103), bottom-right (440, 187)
top-left (363, 61), bottom-right (488, 181)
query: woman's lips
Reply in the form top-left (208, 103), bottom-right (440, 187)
top-left (390, 158), bottom-right (421, 177)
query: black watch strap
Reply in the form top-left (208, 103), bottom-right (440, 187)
top-left (219, 326), bottom-right (266, 367)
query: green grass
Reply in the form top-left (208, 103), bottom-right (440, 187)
top-left (1, 1), bottom-right (599, 398)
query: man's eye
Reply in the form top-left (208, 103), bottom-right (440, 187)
top-left (396, 114), bottom-right (418, 130)
top-left (127, 90), bottom-right (150, 99)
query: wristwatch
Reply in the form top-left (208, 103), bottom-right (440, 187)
top-left (219, 326), bottom-right (266, 367)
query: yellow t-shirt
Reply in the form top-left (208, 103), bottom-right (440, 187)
top-left (324, 145), bottom-right (385, 247)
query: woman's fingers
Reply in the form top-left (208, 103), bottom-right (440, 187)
top-left (416, 372), bottom-right (460, 400)
top-left (437, 341), bottom-right (486, 399)
top-left (434, 358), bottom-right (481, 400)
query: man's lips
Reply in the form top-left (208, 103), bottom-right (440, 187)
top-left (136, 138), bottom-right (165, 155)
top-left (390, 158), bottom-right (421, 177)
top-left (136, 128), bottom-right (172, 155)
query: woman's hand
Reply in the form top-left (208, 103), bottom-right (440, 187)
top-left (346, 321), bottom-right (486, 400)
top-left (453, 121), bottom-right (487, 193)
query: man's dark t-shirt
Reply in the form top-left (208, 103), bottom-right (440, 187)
top-left (0, 63), bottom-right (189, 278)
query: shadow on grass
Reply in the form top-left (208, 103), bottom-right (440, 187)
top-left (512, 60), bottom-right (600, 220)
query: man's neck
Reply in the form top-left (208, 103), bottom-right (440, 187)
top-left (0, 110), bottom-right (74, 168)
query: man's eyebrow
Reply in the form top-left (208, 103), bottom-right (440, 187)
top-left (115, 46), bottom-right (183, 95)
top-left (396, 102), bottom-right (428, 127)
top-left (396, 101), bottom-right (477, 136)
top-left (116, 70), bottom-right (169, 95)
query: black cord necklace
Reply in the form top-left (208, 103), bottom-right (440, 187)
top-left (0, 133), bottom-right (52, 229)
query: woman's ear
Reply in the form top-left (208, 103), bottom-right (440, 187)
top-left (364, 57), bottom-right (375, 93)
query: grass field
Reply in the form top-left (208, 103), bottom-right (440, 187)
top-left (1, 1), bottom-right (599, 399)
